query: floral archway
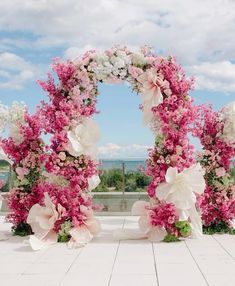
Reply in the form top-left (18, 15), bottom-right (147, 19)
top-left (1, 46), bottom-right (207, 249)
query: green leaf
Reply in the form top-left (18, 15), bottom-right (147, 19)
top-left (203, 221), bottom-right (235, 235)
top-left (12, 223), bottom-right (33, 236)
top-left (163, 233), bottom-right (180, 243)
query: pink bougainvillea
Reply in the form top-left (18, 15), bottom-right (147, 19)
top-left (193, 105), bottom-right (235, 233)
top-left (0, 111), bottom-right (45, 235)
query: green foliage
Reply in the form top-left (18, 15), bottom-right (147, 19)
top-left (13, 168), bottom-right (40, 193)
top-left (175, 220), bottom-right (191, 237)
top-left (163, 233), bottom-right (180, 242)
top-left (0, 160), bottom-right (10, 168)
top-left (203, 221), bottom-right (235, 235)
top-left (94, 182), bottom-right (109, 192)
top-left (92, 168), bottom-right (150, 192)
top-left (12, 222), bottom-right (33, 236)
top-left (230, 167), bottom-right (235, 181)
top-left (58, 221), bottom-right (72, 243)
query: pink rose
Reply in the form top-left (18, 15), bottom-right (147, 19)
top-left (58, 152), bottom-right (66, 161)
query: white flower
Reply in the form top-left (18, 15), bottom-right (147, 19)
top-left (0, 101), bottom-right (26, 144)
top-left (93, 50), bottom-right (130, 81)
top-left (156, 164), bottom-right (206, 238)
top-left (27, 193), bottom-right (65, 250)
top-left (87, 174), bottom-right (101, 191)
top-left (221, 101), bottom-right (235, 146)
top-left (65, 118), bottom-right (100, 158)
top-left (8, 101), bottom-right (26, 124)
top-left (0, 102), bottom-right (9, 135)
top-left (131, 53), bottom-right (147, 67)
top-left (9, 124), bottom-right (25, 145)
top-left (156, 164), bottom-right (205, 210)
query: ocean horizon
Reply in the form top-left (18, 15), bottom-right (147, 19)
top-left (99, 159), bottom-right (146, 171)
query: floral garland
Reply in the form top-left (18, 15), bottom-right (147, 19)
top-left (193, 103), bottom-right (235, 234)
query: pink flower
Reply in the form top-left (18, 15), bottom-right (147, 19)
top-left (15, 167), bottom-right (29, 180)
top-left (215, 167), bottom-right (226, 177)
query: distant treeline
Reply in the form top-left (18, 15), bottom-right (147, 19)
top-left (0, 160), bottom-right (10, 167)
top-left (94, 168), bottom-right (151, 192)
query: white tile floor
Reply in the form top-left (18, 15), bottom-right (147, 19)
top-left (1, 216), bottom-right (235, 286)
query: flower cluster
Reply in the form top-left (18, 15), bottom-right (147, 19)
top-left (0, 110), bottom-right (45, 235)
top-left (26, 184), bottom-right (100, 250)
top-left (193, 104), bottom-right (235, 233)
top-left (131, 163), bottom-right (205, 242)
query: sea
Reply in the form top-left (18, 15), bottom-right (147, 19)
top-left (99, 159), bottom-right (146, 172)
top-left (0, 172), bottom-right (8, 182)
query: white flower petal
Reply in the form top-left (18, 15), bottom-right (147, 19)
top-left (147, 227), bottom-right (167, 242)
top-left (131, 200), bottom-right (149, 216)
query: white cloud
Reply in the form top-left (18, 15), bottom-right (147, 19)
top-left (187, 61), bottom-right (235, 93)
top-left (64, 45), bottom-right (95, 60)
top-left (98, 142), bottom-right (151, 159)
top-left (0, 0), bottom-right (234, 64)
top-left (0, 0), bottom-right (235, 91)
top-left (0, 52), bottom-right (43, 90)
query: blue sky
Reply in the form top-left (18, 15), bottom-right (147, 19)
top-left (0, 0), bottom-right (235, 158)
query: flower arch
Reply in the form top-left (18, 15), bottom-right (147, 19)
top-left (1, 46), bottom-right (206, 249)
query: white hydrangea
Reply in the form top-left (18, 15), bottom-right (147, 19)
top-left (221, 101), bottom-right (235, 146)
top-left (0, 102), bottom-right (9, 135)
top-left (92, 49), bottom-right (131, 81)
top-left (0, 101), bottom-right (27, 144)
top-left (131, 53), bottom-right (147, 67)
top-left (8, 101), bottom-right (26, 124)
